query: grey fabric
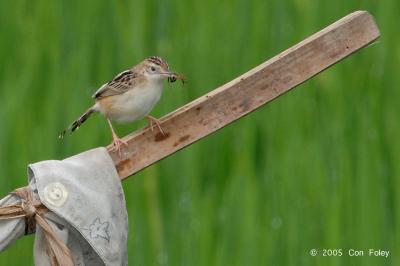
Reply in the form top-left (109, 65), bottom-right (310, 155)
top-left (0, 147), bottom-right (128, 266)
top-left (0, 194), bottom-right (25, 250)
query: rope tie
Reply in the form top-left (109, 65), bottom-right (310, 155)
top-left (0, 186), bottom-right (74, 266)
top-left (21, 199), bottom-right (37, 218)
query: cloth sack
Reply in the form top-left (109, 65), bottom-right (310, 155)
top-left (0, 147), bottom-right (128, 266)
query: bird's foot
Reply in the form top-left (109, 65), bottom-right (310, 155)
top-left (111, 137), bottom-right (128, 156)
top-left (146, 115), bottom-right (165, 135)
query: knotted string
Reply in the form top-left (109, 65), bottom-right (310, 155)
top-left (0, 187), bottom-right (74, 266)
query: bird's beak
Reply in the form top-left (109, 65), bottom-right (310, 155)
top-left (159, 71), bottom-right (175, 78)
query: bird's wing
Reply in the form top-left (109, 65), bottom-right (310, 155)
top-left (92, 70), bottom-right (137, 99)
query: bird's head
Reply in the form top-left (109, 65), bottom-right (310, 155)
top-left (139, 56), bottom-right (175, 82)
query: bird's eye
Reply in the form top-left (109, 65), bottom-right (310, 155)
top-left (151, 67), bottom-right (156, 72)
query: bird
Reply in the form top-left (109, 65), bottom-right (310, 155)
top-left (59, 56), bottom-right (183, 154)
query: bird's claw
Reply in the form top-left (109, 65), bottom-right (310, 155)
top-left (111, 137), bottom-right (128, 156)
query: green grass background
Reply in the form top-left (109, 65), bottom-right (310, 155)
top-left (0, 0), bottom-right (399, 265)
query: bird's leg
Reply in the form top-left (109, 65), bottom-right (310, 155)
top-left (147, 116), bottom-right (155, 132)
top-left (145, 115), bottom-right (165, 135)
top-left (107, 118), bottom-right (128, 155)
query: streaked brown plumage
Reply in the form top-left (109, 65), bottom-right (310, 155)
top-left (60, 56), bottom-right (184, 154)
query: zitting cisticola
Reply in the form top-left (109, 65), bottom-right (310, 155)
top-left (60, 56), bottom-right (183, 154)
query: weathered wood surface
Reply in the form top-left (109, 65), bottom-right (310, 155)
top-left (107, 10), bottom-right (380, 180)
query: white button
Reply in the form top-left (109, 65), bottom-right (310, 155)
top-left (43, 182), bottom-right (68, 207)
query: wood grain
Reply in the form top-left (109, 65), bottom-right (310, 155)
top-left (107, 10), bottom-right (380, 180)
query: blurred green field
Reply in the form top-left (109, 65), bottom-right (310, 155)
top-left (0, 0), bottom-right (399, 265)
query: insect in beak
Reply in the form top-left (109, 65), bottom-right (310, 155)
top-left (166, 72), bottom-right (186, 85)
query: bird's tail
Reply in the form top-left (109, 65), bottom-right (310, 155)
top-left (59, 106), bottom-right (96, 139)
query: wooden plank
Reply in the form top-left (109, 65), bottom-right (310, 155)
top-left (107, 10), bottom-right (380, 180)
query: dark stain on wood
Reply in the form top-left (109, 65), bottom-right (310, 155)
top-left (239, 99), bottom-right (251, 112)
top-left (179, 135), bottom-right (190, 142)
top-left (155, 132), bottom-right (171, 142)
top-left (173, 134), bottom-right (190, 147)
top-left (116, 159), bottom-right (134, 175)
top-left (260, 81), bottom-right (273, 90)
